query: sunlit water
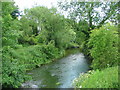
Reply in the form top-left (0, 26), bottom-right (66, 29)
top-left (22, 53), bottom-right (89, 88)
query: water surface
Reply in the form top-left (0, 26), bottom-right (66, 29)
top-left (22, 52), bottom-right (89, 88)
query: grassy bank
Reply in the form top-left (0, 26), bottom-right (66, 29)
top-left (73, 66), bottom-right (119, 88)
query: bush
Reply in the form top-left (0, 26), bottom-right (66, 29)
top-left (73, 66), bottom-right (119, 88)
top-left (11, 42), bottom-right (63, 70)
top-left (24, 41), bottom-right (62, 68)
top-left (87, 23), bottom-right (119, 70)
top-left (2, 46), bottom-right (30, 88)
top-left (2, 42), bottom-right (64, 88)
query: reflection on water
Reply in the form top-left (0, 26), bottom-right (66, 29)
top-left (22, 53), bottom-right (89, 88)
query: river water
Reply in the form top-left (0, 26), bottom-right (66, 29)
top-left (22, 52), bottom-right (89, 88)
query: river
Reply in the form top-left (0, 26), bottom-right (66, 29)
top-left (22, 52), bottom-right (89, 88)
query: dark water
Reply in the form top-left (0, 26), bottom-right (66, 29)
top-left (22, 53), bottom-right (89, 88)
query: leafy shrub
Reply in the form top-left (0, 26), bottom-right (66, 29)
top-left (24, 41), bottom-right (62, 68)
top-left (75, 20), bottom-right (89, 45)
top-left (2, 42), bottom-right (64, 88)
top-left (2, 46), bottom-right (31, 88)
top-left (11, 42), bottom-right (63, 70)
top-left (35, 30), bottom-right (49, 44)
top-left (2, 2), bottom-right (21, 47)
top-left (87, 23), bottom-right (119, 69)
top-left (73, 66), bottom-right (119, 88)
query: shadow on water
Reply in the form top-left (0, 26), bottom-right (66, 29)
top-left (22, 51), bottom-right (90, 88)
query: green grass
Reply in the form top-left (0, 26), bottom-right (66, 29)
top-left (73, 66), bottom-right (119, 88)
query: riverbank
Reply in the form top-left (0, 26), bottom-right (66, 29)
top-left (29, 48), bottom-right (81, 69)
top-left (73, 66), bottom-right (118, 88)
top-left (50, 48), bottom-right (81, 63)
top-left (21, 51), bottom-right (89, 88)
top-left (2, 44), bottom-right (65, 88)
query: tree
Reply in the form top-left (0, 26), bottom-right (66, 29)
top-left (2, 2), bottom-right (21, 47)
top-left (58, 1), bottom-right (119, 35)
top-left (20, 6), bottom-right (76, 49)
top-left (2, 1), bottom-right (29, 88)
top-left (87, 23), bottom-right (118, 69)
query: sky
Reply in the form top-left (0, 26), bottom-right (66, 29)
top-left (14, 0), bottom-right (59, 11)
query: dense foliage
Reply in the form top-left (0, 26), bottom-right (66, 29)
top-left (2, 2), bottom-right (20, 47)
top-left (19, 6), bottom-right (76, 49)
top-left (2, 0), bottom-right (119, 88)
top-left (2, 2), bottom-right (26, 88)
top-left (58, 1), bottom-right (119, 56)
top-left (88, 24), bottom-right (119, 70)
top-left (1, 2), bottom-right (68, 88)
top-left (58, 1), bottom-right (118, 29)
top-left (58, 1), bottom-right (118, 88)
top-left (73, 24), bottom-right (119, 88)
top-left (73, 66), bottom-right (119, 88)
top-left (2, 46), bottom-right (30, 88)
